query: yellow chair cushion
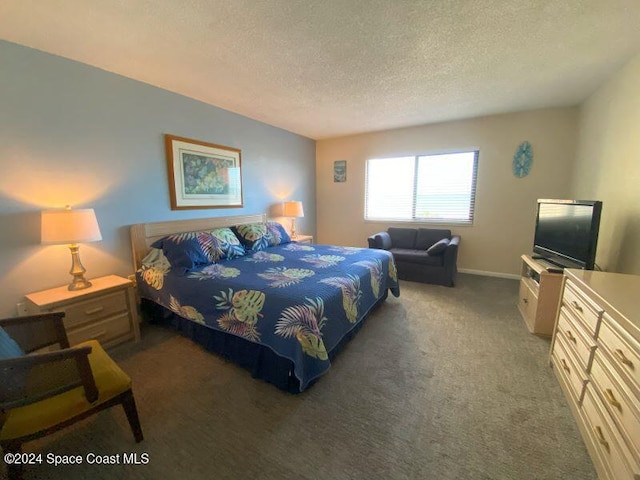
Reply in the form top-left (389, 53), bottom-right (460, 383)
top-left (1, 340), bottom-right (132, 441)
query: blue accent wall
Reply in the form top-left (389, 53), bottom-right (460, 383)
top-left (0, 40), bottom-right (316, 316)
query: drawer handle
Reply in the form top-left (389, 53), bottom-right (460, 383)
top-left (604, 389), bottom-right (621, 410)
top-left (570, 300), bottom-right (583, 313)
top-left (614, 349), bottom-right (634, 367)
top-left (522, 298), bottom-right (528, 304)
top-left (560, 359), bottom-right (570, 374)
top-left (593, 426), bottom-right (609, 452)
top-left (85, 306), bottom-right (105, 315)
top-left (565, 330), bottom-right (577, 344)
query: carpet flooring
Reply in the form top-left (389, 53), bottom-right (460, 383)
top-left (8, 274), bottom-right (597, 479)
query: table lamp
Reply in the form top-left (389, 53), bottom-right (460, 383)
top-left (41, 206), bottom-right (102, 291)
top-left (283, 201), bottom-right (304, 237)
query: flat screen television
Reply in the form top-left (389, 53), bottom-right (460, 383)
top-left (532, 199), bottom-right (602, 270)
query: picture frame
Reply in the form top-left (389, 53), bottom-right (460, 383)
top-left (334, 160), bottom-right (346, 183)
top-left (165, 134), bottom-right (243, 210)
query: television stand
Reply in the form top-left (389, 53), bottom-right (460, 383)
top-left (517, 255), bottom-right (563, 336)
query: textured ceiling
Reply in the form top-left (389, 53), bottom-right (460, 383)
top-left (1, 1), bottom-right (640, 139)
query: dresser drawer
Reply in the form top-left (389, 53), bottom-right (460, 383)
top-left (563, 280), bottom-right (603, 338)
top-left (591, 351), bottom-right (640, 465)
top-left (552, 334), bottom-right (588, 404)
top-left (67, 312), bottom-right (132, 346)
top-left (61, 291), bottom-right (128, 329)
top-left (518, 279), bottom-right (538, 330)
top-left (557, 307), bottom-right (597, 372)
top-left (598, 313), bottom-right (640, 392)
top-left (582, 384), bottom-right (639, 480)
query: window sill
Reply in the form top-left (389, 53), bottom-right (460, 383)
top-left (364, 219), bottom-right (473, 227)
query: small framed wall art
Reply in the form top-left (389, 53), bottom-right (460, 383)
top-left (513, 141), bottom-right (533, 178)
top-left (334, 160), bottom-right (347, 182)
top-left (165, 134), bottom-right (243, 210)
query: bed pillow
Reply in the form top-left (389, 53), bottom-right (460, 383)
top-left (426, 238), bottom-right (450, 256)
top-left (151, 232), bottom-right (213, 273)
top-left (209, 227), bottom-right (246, 260)
top-left (266, 221), bottom-right (291, 246)
top-left (232, 223), bottom-right (270, 252)
top-left (0, 326), bottom-right (24, 359)
top-left (232, 222), bottom-right (292, 251)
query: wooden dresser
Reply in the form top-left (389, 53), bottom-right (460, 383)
top-left (550, 269), bottom-right (640, 480)
top-left (25, 275), bottom-right (140, 348)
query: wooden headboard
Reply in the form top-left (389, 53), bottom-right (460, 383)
top-left (130, 213), bottom-right (267, 271)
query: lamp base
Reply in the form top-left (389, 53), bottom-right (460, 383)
top-left (67, 244), bottom-right (92, 291)
top-left (68, 276), bottom-right (92, 291)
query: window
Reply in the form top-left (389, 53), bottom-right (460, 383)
top-left (365, 151), bottom-right (478, 224)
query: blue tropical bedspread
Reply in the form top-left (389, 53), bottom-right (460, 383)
top-left (137, 243), bottom-right (400, 391)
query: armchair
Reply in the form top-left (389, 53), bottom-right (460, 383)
top-left (1, 312), bottom-right (143, 480)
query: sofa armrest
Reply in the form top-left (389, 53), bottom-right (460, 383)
top-left (367, 232), bottom-right (392, 250)
top-left (443, 235), bottom-right (460, 265)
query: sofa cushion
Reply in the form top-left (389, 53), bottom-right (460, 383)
top-left (388, 228), bottom-right (417, 249)
top-left (390, 248), bottom-right (444, 266)
top-left (0, 327), bottom-right (24, 359)
top-left (415, 228), bottom-right (452, 250)
top-left (426, 238), bottom-right (450, 256)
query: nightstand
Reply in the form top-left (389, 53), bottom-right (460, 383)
top-left (291, 234), bottom-right (313, 244)
top-left (25, 275), bottom-right (140, 348)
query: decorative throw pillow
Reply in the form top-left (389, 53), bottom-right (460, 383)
top-left (209, 227), bottom-right (246, 260)
top-left (265, 221), bottom-right (291, 246)
top-left (138, 248), bottom-right (172, 290)
top-left (426, 238), bottom-right (450, 256)
top-left (0, 326), bottom-right (24, 359)
top-left (140, 247), bottom-right (172, 271)
top-left (151, 232), bottom-right (213, 274)
top-left (232, 223), bottom-right (270, 252)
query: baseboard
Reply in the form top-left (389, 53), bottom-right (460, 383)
top-left (458, 268), bottom-right (520, 280)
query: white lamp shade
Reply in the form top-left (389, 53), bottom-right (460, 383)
top-left (283, 201), bottom-right (304, 218)
top-left (41, 208), bottom-right (102, 244)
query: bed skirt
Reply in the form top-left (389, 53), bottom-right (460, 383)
top-left (140, 291), bottom-right (388, 393)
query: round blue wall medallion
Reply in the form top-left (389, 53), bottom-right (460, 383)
top-left (513, 141), bottom-right (533, 178)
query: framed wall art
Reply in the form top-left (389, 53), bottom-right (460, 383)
top-left (165, 134), bottom-right (243, 210)
top-left (512, 141), bottom-right (533, 178)
top-left (334, 160), bottom-right (346, 182)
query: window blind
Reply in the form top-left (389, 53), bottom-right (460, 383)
top-left (364, 151), bottom-right (478, 224)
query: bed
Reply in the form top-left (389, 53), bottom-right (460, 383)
top-left (131, 214), bottom-right (400, 392)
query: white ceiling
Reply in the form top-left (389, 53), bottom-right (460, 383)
top-left (1, 1), bottom-right (640, 140)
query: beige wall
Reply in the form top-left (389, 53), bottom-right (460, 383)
top-left (572, 53), bottom-right (640, 274)
top-left (316, 108), bottom-right (578, 276)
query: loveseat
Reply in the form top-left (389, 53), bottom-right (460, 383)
top-left (367, 227), bottom-right (460, 287)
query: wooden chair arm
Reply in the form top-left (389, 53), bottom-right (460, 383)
top-left (0, 345), bottom-right (98, 409)
top-left (0, 312), bottom-right (69, 351)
